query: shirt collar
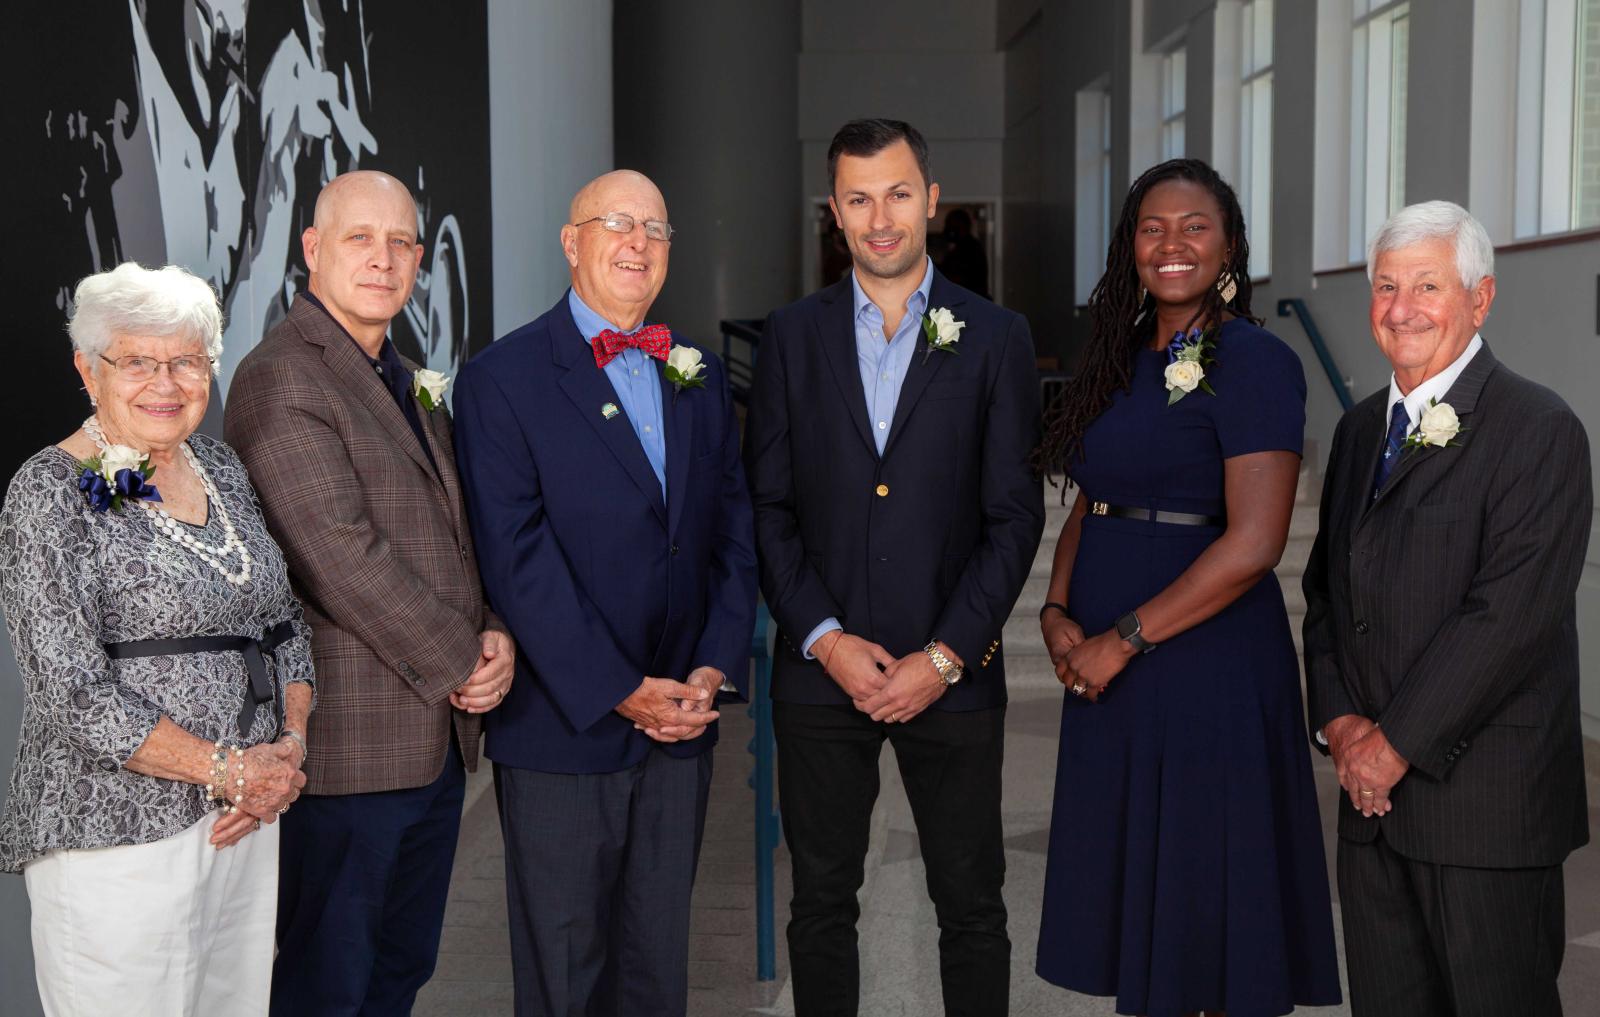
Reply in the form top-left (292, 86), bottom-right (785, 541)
top-left (301, 290), bottom-right (402, 369)
top-left (850, 257), bottom-right (934, 325)
top-left (1387, 333), bottom-right (1483, 428)
top-left (567, 287), bottom-right (647, 343)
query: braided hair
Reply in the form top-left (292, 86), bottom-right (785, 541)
top-left (1036, 158), bottom-right (1258, 478)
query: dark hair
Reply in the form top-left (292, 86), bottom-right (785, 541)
top-left (1035, 158), bottom-right (1257, 478)
top-left (827, 119), bottom-right (931, 193)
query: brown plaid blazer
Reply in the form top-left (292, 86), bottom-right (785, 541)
top-left (224, 295), bottom-right (497, 795)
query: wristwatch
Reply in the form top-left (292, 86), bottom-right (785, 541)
top-left (923, 640), bottom-right (965, 686)
top-left (1115, 611), bottom-right (1157, 654)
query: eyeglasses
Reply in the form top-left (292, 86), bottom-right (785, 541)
top-left (99, 353), bottom-right (212, 382)
top-left (571, 212), bottom-right (675, 242)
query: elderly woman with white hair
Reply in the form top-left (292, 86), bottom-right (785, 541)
top-left (0, 262), bottom-right (313, 1016)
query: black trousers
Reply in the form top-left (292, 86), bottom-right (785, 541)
top-left (1338, 830), bottom-right (1567, 1017)
top-left (495, 749), bottom-right (713, 1017)
top-left (774, 701), bottom-right (1009, 1017)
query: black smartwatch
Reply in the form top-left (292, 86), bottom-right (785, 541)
top-left (1115, 611), bottom-right (1156, 654)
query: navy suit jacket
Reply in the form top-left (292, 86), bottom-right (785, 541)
top-left (453, 294), bottom-right (757, 774)
top-left (744, 271), bottom-right (1044, 710)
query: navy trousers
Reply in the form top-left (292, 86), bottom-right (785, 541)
top-left (270, 750), bottom-right (466, 1016)
top-left (495, 749), bottom-right (713, 1017)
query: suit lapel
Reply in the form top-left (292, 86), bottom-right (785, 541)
top-left (405, 358), bottom-right (465, 534)
top-left (814, 278), bottom-right (878, 456)
top-left (1359, 345), bottom-right (1498, 528)
top-left (882, 271), bottom-right (961, 459)
top-left (296, 299), bottom-right (439, 483)
top-left (552, 306), bottom-right (668, 527)
top-left (660, 355), bottom-right (694, 540)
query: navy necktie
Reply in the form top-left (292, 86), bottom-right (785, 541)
top-left (1371, 400), bottom-right (1410, 499)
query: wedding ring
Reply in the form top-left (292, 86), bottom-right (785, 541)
top-left (253, 819), bottom-right (262, 830)
top-left (496, 689), bottom-right (505, 700)
top-left (1359, 789), bottom-right (1375, 797)
top-left (1070, 679), bottom-right (1088, 697)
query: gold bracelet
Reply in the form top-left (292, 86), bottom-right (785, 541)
top-left (204, 739), bottom-right (229, 806)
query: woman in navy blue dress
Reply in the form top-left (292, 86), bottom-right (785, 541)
top-left (1033, 159), bottom-right (1340, 1016)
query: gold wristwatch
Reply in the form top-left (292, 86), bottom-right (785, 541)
top-left (923, 640), bottom-right (964, 687)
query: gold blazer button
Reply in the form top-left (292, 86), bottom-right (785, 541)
top-left (875, 484), bottom-right (890, 497)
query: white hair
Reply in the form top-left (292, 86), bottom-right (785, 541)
top-left (67, 263), bottom-right (224, 375)
top-left (1366, 200), bottom-right (1495, 289)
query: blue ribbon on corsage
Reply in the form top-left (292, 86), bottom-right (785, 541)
top-left (78, 467), bottom-right (162, 513)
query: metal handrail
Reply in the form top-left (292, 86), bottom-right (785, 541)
top-left (1276, 298), bottom-right (1355, 411)
top-left (720, 318), bottom-right (764, 406)
top-left (747, 603), bottom-right (780, 981)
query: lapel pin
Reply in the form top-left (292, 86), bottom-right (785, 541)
top-left (601, 402), bottom-right (620, 420)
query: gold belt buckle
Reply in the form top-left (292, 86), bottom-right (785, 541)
top-left (1090, 501), bottom-right (1109, 516)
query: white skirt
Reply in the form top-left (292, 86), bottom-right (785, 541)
top-left (24, 810), bottom-right (279, 1017)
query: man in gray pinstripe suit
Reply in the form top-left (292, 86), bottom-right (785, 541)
top-left (1303, 201), bottom-right (1591, 1017)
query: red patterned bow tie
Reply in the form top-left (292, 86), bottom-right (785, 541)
top-left (591, 324), bottom-right (672, 368)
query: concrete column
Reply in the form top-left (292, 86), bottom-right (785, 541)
top-left (612, 0), bottom-right (801, 343)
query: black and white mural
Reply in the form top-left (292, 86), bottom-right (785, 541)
top-left (6, 0), bottom-right (492, 487)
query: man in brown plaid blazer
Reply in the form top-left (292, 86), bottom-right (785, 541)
top-left (224, 171), bottom-right (513, 1016)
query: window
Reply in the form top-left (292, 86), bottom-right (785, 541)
top-left (1161, 48), bottom-right (1187, 160)
top-left (1514, 0), bottom-right (1600, 235)
top-left (1239, 0), bottom-right (1274, 277)
top-left (1348, 1), bottom-right (1410, 262)
top-left (1076, 86), bottom-right (1113, 304)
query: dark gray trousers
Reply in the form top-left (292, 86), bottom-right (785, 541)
top-left (1338, 831), bottom-right (1566, 1017)
top-left (495, 750), bottom-right (713, 1017)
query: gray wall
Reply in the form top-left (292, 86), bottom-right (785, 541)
top-left (0, 2), bottom-right (615, 1009)
top-left (613, 0), bottom-right (800, 345)
top-left (799, 0), bottom-right (1004, 293)
top-left (1002, 0), bottom-right (1600, 737)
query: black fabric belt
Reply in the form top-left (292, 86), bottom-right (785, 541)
top-left (1088, 500), bottom-right (1226, 527)
top-left (104, 620), bottom-right (296, 739)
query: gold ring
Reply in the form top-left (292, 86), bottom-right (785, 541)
top-left (277, 805), bottom-right (289, 815)
top-left (1359, 789), bottom-right (1375, 797)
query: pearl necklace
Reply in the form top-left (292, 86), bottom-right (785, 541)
top-left (83, 417), bottom-right (254, 587)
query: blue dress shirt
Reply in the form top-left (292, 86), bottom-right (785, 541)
top-left (802, 258), bottom-right (934, 657)
top-left (567, 288), bottom-right (668, 497)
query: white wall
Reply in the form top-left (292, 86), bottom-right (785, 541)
top-left (489, 0), bottom-right (614, 336)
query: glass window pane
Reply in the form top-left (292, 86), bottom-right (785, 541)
top-left (1243, 2), bottom-right (1257, 76)
top-left (1172, 49), bottom-right (1187, 114)
top-left (1575, 0), bottom-right (1600, 227)
top-left (1389, 12), bottom-right (1409, 215)
top-left (1255, 0), bottom-right (1275, 71)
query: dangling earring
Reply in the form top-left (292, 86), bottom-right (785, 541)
top-left (1216, 270), bottom-right (1238, 304)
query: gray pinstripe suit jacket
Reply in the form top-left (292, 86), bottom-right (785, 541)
top-left (1303, 344), bottom-right (1591, 868)
top-left (225, 296), bottom-right (497, 796)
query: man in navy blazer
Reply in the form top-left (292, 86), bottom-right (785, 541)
top-left (744, 120), bottom-right (1044, 1016)
top-left (452, 170), bottom-right (757, 1016)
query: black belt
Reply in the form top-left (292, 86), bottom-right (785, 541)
top-left (1088, 500), bottom-right (1225, 527)
top-left (105, 620), bottom-right (296, 738)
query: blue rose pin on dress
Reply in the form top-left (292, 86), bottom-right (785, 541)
top-left (76, 442), bottom-right (161, 513)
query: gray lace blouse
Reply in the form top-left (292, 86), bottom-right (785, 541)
top-left (0, 433), bottom-right (314, 872)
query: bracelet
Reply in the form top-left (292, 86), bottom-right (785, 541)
top-left (228, 746), bottom-right (247, 814)
top-left (204, 740), bottom-right (245, 813)
top-left (280, 728), bottom-right (308, 766)
top-left (1039, 602), bottom-right (1070, 623)
top-left (819, 631), bottom-right (840, 675)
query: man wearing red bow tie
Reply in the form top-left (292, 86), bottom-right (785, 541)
top-left (452, 170), bottom-right (757, 1017)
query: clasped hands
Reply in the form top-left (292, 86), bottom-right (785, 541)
top-left (452, 629), bottom-right (517, 714)
top-left (210, 738), bottom-right (308, 849)
top-left (1323, 714), bottom-right (1409, 818)
top-left (1042, 613), bottom-right (1134, 703)
top-left (618, 667), bottom-right (724, 743)
top-left (812, 630), bottom-right (952, 723)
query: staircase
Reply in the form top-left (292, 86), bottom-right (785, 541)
top-left (1003, 466), bottom-right (1321, 690)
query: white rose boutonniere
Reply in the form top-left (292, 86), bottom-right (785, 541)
top-left (412, 369), bottom-right (451, 412)
top-left (99, 444), bottom-right (145, 479)
top-left (920, 307), bottom-right (965, 362)
top-left (1402, 398), bottom-right (1464, 451)
top-left (664, 345), bottom-right (706, 401)
top-left (1163, 326), bottom-right (1218, 406)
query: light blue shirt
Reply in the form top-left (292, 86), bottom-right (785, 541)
top-left (567, 288), bottom-right (667, 497)
top-left (802, 258), bottom-right (935, 658)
